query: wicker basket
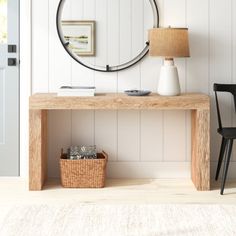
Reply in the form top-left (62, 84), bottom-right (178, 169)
top-left (60, 150), bottom-right (108, 188)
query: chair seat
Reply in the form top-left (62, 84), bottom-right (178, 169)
top-left (218, 127), bottom-right (236, 139)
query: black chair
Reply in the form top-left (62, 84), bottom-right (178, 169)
top-left (214, 83), bottom-right (236, 195)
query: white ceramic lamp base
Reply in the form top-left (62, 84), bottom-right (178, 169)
top-left (158, 59), bottom-right (180, 96)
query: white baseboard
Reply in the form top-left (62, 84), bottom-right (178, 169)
top-left (107, 162), bottom-right (191, 178)
top-left (107, 161), bottom-right (236, 179)
top-left (46, 161), bottom-right (236, 179)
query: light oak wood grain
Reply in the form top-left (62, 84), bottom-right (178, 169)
top-left (29, 93), bottom-right (210, 191)
top-left (29, 110), bottom-right (47, 190)
top-left (29, 93), bottom-right (209, 110)
top-left (191, 109), bottom-right (210, 190)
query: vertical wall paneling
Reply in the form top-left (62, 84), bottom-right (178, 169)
top-left (186, 0), bottom-right (209, 94)
top-left (49, 0), bottom-right (72, 92)
top-left (141, 0), bottom-right (161, 92)
top-left (107, 0), bottom-right (119, 68)
top-left (48, 0), bottom-right (72, 178)
top-left (95, 111), bottom-right (117, 161)
top-left (140, 57), bottom-right (159, 92)
top-left (131, 0), bottom-right (143, 58)
top-left (140, 110), bottom-right (163, 161)
top-left (117, 0), bottom-right (141, 163)
top-left (163, 111), bottom-right (186, 162)
top-left (71, 0), bottom-right (95, 87)
top-left (163, 0), bottom-right (187, 162)
top-left (117, 110), bottom-right (140, 161)
top-left (117, 0), bottom-right (140, 92)
top-left (32, 0), bottom-right (49, 92)
top-left (186, 0), bottom-right (209, 161)
top-left (94, 0), bottom-right (118, 163)
top-left (209, 0), bottom-right (232, 162)
top-left (94, 0), bottom-right (117, 92)
top-left (80, 0), bottom-right (95, 81)
top-left (117, 64), bottom-right (141, 162)
top-left (48, 111), bottom-right (72, 177)
top-left (117, 65), bottom-right (141, 92)
top-left (163, 0), bottom-right (186, 92)
top-left (70, 0), bottom-right (83, 20)
top-left (71, 0), bottom-right (95, 147)
top-left (71, 110), bottom-right (95, 146)
top-left (95, 0), bottom-right (107, 67)
top-left (118, 0), bottom-right (141, 91)
top-left (140, 0), bottom-right (164, 163)
top-left (119, 0), bottom-right (132, 65)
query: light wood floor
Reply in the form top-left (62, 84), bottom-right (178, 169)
top-left (0, 178), bottom-right (236, 205)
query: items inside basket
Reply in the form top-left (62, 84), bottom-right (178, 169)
top-left (61, 145), bottom-right (105, 160)
top-left (69, 145), bottom-right (96, 159)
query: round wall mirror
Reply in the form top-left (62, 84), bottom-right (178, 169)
top-left (57, 0), bottom-right (159, 72)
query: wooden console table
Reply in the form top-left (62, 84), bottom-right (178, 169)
top-left (29, 93), bottom-right (210, 191)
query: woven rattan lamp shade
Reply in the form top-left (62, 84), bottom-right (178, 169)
top-left (149, 28), bottom-right (190, 58)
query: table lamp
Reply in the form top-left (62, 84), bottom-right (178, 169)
top-left (149, 27), bottom-right (190, 96)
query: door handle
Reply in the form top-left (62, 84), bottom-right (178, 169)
top-left (8, 58), bottom-right (17, 66)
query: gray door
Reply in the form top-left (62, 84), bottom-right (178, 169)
top-left (0, 0), bottom-right (19, 175)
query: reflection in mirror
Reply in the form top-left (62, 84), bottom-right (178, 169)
top-left (57, 0), bottom-right (159, 72)
top-left (61, 20), bottom-right (96, 56)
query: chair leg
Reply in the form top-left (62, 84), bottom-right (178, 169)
top-left (215, 137), bottom-right (227, 181)
top-left (220, 139), bottom-right (233, 195)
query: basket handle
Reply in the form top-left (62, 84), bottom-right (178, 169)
top-left (102, 150), bottom-right (108, 160)
top-left (60, 148), bottom-right (64, 160)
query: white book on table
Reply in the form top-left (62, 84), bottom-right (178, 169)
top-left (57, 86), bottom-right (96, 97)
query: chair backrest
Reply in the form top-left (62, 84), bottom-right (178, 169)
top-left (213, 83), bottom-right (236, 130)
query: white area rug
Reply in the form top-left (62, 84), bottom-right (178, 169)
top-left (0, 204), bottom-right (236, 236)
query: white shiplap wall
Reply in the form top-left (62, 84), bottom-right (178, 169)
top-left (32, 0), bottom-right (236, 178)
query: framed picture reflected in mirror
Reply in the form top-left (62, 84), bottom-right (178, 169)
top-left (57, 0), bottom-right (159, 71)
top-left (61, 20), bottom-right (96, 56)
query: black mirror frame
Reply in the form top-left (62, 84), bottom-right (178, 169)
top-left (56, 0), bottom-right (159, 72)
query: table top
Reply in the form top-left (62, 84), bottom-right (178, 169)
top-left (29, 93), bottom-right (210, 110)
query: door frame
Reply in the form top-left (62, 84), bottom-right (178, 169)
top-left (19, 0), bottom-right (32, 177)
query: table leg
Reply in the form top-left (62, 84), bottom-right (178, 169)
top-left (29, 109), bottom-right (47, 190)
top-left (191, 109), bottom-right (210, 191)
